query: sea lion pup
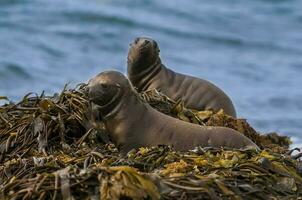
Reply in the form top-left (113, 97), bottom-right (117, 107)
top-left (127, 37), bottom-right (237, 117)
top-left (87, 70), bottom-right (258, 154)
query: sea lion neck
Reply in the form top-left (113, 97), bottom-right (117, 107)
top-left (101, 88), bottom-right (150, 151)
top-left (128, 58), bottom-right (162, 92)
top-left (94, 88), bottom-right (125, 120)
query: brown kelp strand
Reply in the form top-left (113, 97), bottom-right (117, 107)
top-left (0, 86), bottom-right (301, 199)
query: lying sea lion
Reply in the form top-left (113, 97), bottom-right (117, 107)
top-left (87, 70), bottom-right (258, 154)
top-left (127, 37), bottom-right (237, 117)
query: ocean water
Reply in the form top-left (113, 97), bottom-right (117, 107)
top-left (0, 0), bottom-right (301, 146)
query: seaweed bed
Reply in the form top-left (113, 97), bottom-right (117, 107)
top-left (0, 84), bottom-right (301, 200)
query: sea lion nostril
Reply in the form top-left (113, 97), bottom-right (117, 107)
top-left (134, 38), bottom-right (140, 44)
top-left (144, 40), bottom-right (150, 45)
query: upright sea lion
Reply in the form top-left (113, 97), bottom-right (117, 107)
top-left (127, 37), bottom-right (237, 117)
top-left (87, 70), bottom-right (258, 154)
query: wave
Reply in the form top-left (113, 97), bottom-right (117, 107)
top-left (0, 0), bottom-right (24, 6)
top-left (0, 63), bottom-right (32, 79)
top-left (58, 12), bottom-right (301, 54)
top-left (61, 11), bottom-right (136, 27)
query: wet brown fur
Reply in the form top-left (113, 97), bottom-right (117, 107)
top-left (88, 71), bottom-right (257, 154)
top-left (127, 37), bottom-right (237, 117)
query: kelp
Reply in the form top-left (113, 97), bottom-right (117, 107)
top-left (0, 85), bottom-right (301, 199)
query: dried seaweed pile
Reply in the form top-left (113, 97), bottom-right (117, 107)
top-left (0, 85), bottom-right (301, 199)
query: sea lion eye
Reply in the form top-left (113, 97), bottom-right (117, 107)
top-left (153, 41), bottom-right (158, 49)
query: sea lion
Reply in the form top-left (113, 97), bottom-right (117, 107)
top-left (87, 70), bottom-right (258, 154)
top-left (127, 37), bottom-right (237, 117)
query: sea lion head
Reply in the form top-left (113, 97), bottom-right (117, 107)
top-left (87, 71), bottom-right (130, 118)
top-left (127, 37), bottom-right (160, 73)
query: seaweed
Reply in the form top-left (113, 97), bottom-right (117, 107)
top-left (0, 86), bottom-right (301, 199)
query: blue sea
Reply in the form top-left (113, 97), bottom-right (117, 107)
top-left (0, 0), bottom-right (301, 147)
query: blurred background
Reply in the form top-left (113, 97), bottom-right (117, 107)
top-left (0, 0), bottom-right (301, 146)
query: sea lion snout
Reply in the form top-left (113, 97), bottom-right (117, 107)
top-left (131, 37), bottom-right (153, 48)
top-left (128, 37), bottom-right (160, 69)
top-left (87, 71), bottom-right (127, 107)
top-left (133, 37), bottom-right (150, 46)
top-left (88, 84), bottom-right (115, 106)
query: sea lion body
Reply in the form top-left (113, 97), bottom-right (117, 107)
top-left (127, 37), bottom-right (237, 117)
top-left (88, 71), bottom-right (258, 153)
